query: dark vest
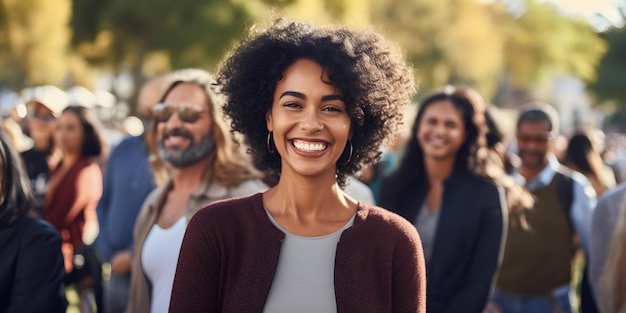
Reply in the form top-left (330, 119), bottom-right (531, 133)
top-left (496, 175), bottom-right (572, 296)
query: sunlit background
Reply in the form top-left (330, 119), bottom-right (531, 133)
top-left (1, 0), bottom-right (625, 137)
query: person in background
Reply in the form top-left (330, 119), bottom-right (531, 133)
top-left (96, 74), bottom-right (168, 313)
top-left (20, 85), bottom-right (68, 215)
top-left (589, 182), bottom-right (626, 312)
top-left (599, 201), bottom-right (626, 313)
top-left (127, 69), bottom-right (267, 313)
top-left (0, 129), bottom-right (67, 313)
top-left (170, 19), bottom-right (425, 313)
top-left (563, 129), bottom-right (616, 197)
top-left (42, 105), bottom-right (106, 313)
top-left (491, 103), bottom-right (596, 313)
top-left (380, 86), bottom-right (511, 313)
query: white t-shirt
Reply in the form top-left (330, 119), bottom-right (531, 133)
top-left (141, 217), bottom-right (187, 313)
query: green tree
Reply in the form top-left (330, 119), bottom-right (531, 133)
top-left (70, 0), bottom-right (257, 114)
top-left (589, 24), bottom-right (626, 108)
top-left (498, 0), bottom-right (606, 89)
top-left (0, 0), bottom-right (72, 88)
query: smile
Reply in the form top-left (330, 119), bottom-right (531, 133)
top-left (292, 140), bottom-right (328, 152)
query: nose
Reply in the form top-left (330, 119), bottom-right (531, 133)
top-left (299, 108), bottom-right (323, 132)
top-left (432, 122), bottom-right (447, 136)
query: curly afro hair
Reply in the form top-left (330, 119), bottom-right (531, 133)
top-left (218, 18), bottom-right (416, 187)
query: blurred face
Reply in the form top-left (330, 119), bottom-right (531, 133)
top-left (155, 82), bottom-right (214, 168)
top-left (516, 121), bottom-right (552, 170)
top-left (417, 100), bottom-right (466, 161)
top-left (266, 58), bottom-right (352, 179)
top-left (27, 102), bottom-right (55, 149)
top-left (138, 78), bottom-right (164, 119)
top-left (54, 110), bottom-right (84, 155)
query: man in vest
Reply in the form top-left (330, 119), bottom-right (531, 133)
top-left (490, 103), bottom-right (596, 313)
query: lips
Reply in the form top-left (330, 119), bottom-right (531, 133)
top-left (292, 140), bottom-right (328, 152)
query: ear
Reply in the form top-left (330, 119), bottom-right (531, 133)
top-left (266, 110), bottom-right (273, 132)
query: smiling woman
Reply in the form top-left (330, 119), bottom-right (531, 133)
top-left (169, 18), bottom-right (425, 313)
top-left (379, 86), bottom-right (512, 313)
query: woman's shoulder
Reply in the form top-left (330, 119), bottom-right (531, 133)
top-left (451, 171), bottom-right (499, 191)
top-left (355, 204), bottom-right (419, 237)
top-left (19, 215), bottom-right (62, 247)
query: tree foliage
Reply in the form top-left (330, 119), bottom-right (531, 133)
top-left (589, 24), bottom-right (626, 108)
top-left (0, 0), bottom-right (611, 113)
top-left (499, 0), bottom-right (606, 89)
top-left (0, 0), bottom-right (71, 88)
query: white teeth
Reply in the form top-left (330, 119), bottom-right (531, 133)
top-left (293, 141), bottom-right (327, 152)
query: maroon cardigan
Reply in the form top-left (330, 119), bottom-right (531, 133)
top-left (170, 193), bottom-right (426, 312)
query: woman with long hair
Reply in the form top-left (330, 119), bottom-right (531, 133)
top-left (169, 19), bottom-right (425, 312)
top-left (0, 129), bottom-right (67, 312)
top-left (379, 86), bottom-right (519, 313)
top-left (42, 105), bottom-right (106, 312)
top-left (563, 129), bottom-right (616, 196)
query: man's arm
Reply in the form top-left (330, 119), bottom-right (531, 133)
top-left (569, 172), bottom-right (597, 253)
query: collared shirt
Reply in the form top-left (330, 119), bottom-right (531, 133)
top-left (513, 154), bottom-right (597, 253)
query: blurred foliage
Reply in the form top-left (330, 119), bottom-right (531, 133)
top-left (0, 0), bottom-right (72, 88)
top-left (589, 23), bottom-right (626, 109)
top-left (0, 0), bottom-right (615, 112)
top-left (500, 0), bottom-right (606, 89)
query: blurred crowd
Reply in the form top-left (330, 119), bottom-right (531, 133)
top-left (2, 67), bottom-right (626, 313)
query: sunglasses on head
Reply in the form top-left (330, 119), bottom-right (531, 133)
top-left (151, 103), bottom-right (206, 123)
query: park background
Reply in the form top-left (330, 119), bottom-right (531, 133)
top-left (1, 0), bottom-right (625, 137)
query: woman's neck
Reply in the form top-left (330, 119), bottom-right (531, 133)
top-left (61, 152), bottom-right (81, 167)
top-left (424, 156), bottom-right (455, 183)
top-left (266, 171), bottom-right (353, 219)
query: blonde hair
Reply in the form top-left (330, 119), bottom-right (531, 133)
top-left (148, 69), bottom-right (261, 187)
top-left (600, 193), bottom-right (626, 313)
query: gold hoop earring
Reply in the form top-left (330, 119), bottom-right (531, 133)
top-left (267, 132), bottom-right (275, 154)
top-left (338, 140), bottom-right (353, 165)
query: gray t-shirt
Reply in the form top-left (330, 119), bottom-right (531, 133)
top-left (263, 209), bottom-right (355, 313)
top-left (414, 202), bottom-right (440, 264)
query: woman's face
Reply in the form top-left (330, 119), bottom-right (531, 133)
top-left (54, 110), bottom-right (84, 155)
top-left (417, 99), bottom-right (466, 161)
top-left (266, 58), bottom-right (352, 180)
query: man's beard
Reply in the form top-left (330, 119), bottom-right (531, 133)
top-left (518, 149), bottom-right (547, 170)
top-left (158, 128), bottom-right (214, 168)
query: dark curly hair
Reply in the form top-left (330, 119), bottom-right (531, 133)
top-left (218, 18), bottom-right (415, 187)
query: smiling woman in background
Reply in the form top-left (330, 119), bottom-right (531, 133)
top-left (42, 105), bottom-right (105, 311)
top-left (380, 86), bottom-right (510, 313)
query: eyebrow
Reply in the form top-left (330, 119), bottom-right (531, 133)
top-left (280, 91), bottom-right (305, 99)
top-left (279, 91), bottom-right (344, 102)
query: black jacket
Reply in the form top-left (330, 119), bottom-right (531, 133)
top-left (0, 214), bottom-right (67, 313)
top-left (380, 168), bottom-right (506, 313)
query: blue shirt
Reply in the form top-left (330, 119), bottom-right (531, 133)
top-left (513, 154), bottom-right (597, 253)
top-left (96, 135), bottom-right (155, 261)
